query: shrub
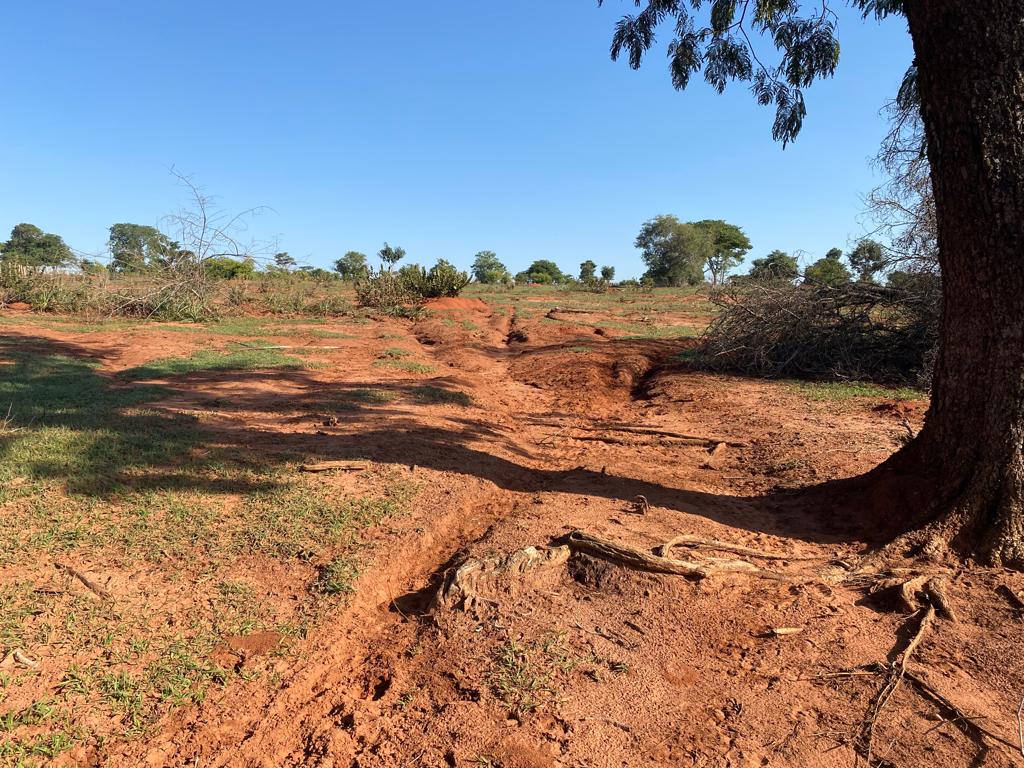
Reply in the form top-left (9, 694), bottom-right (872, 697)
top-left (355, 259), bottom-right (469, 308)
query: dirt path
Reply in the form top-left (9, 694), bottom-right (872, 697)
top-left (5, 301), bottom-right (1023, 768)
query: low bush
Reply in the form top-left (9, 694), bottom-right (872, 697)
top-left (354, 259), bottom-right (470, 309)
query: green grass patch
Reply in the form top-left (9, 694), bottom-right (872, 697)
top-left (0, 342), bottom-right (196, 496)
top-left (120, 348), bottom-right (309, 381)
top-left (789, 381), bottom-right (926, 401)
top-left (373, 359), bottom-right (434, 374)
top-left (410, 385), bottom-right (473, 407)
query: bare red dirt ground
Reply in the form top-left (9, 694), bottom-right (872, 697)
top-left (3, 296), bottom-right (1023, 768)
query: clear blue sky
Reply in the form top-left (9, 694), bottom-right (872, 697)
top-left (1, 2), bottom-right (913, 279)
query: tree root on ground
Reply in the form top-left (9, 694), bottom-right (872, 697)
top-left (654, 534), bottom-right (829, 562)
top-left (560, 530), bottom-right (788, 581)
top-left (431, 544), bottom-right (570, 613)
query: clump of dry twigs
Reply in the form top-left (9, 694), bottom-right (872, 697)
top-left (699, 278), bottom-right (939, 387)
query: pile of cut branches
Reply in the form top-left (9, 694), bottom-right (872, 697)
top-left (699, 278), bottom-right (939, 386)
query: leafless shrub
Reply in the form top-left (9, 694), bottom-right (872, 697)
top-left (699, 278), bottom-right (939, 387)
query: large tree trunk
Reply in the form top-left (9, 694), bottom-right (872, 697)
top-left (881, 1), bottom-right (1024, 566)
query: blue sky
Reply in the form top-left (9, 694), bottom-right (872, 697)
top-left (1, 2), bottom-right (913, 279)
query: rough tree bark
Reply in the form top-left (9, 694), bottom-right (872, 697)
top-left (876, 1), bottom-right (1024, 566)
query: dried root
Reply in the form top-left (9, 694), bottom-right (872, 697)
top-left (432, 545), bottom-right (570, 613)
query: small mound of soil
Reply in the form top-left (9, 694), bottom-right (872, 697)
top-left (423, 297), bottom-right (489, 312)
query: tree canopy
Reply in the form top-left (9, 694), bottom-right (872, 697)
top-left (747, 250), bottom-right (798, 282)
top-left (471, 251), bottom-right (510, 284)
top-left (848, 239), bottom-right (886, 282)
top-left (693, 219), bottom-right (752, 284)
top-left (635, 215), bottom-right (712, 287)
top-left (334, 251), bottom-right (370, 281)
top-left (803, 248), bottom-right (851, 286)
top-left (516, 260), bottom-right (568, 284)
top-left (108, 223), bottom-right (176, 273)
top-left (1, 223), bottom-right (73, 267)
top-left (599, 0), bottom-right (902, 145)
top-left (579, 260), bottom-right (598, 282)
top-left (378, 243), bottom-right (406, 271)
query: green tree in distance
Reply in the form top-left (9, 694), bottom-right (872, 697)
top-left (471, 251), bottom-right (510, 284)
top-left (108, 223), bottom-right (176, 273)
top-left (601, 265), bottom-right (616, 283)
top-left (693, 219), bottom-right (752, 285)
top-left (334, 251), bottom-right (370, 281)
top-left (635, 215), bottom-right (712, 287)
top-left (273, 252), bottom-right (297, 270)
top-left (579, 259), bottom-right (598, 282)
top-left (1, 223), bottom-right (73, 268)
top-left (516, 260), bottom-right (567, 285)
top-left (597, 0), bottom-right (1024, 565)
top-left (378, 243), bottom-right (406, 272)
top-left (803, 248), bottom-right (851, 287)
top-left (848, 239), bottom-right (887, 283)
top-left (747, 250), bottom-right (798, 282)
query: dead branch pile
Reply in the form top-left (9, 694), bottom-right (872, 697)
top-left (699, 279), bottom-right (939, 387)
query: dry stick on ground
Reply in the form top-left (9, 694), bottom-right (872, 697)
top-left (54, 562), bottom-right (112, 601)
top-left (859, 604), bottom-right (936, 766)
top-left (299, 460), bottom-right (371, 473)
top-left (562, 531), bottom-right (787, 581)
top-left (655, 534), bottom-right (829, 562)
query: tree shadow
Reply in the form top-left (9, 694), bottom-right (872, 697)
top-left (1, 334), bottom-right (872, 545)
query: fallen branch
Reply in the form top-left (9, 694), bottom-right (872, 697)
top-left (299, 460), bottom-right (371, 473)
top-left (562, 531), bottom-right (786, 581)
top-left (655, 534), bottom-right (828, 562)
top-left (54, 562), bottom-right (112, 600)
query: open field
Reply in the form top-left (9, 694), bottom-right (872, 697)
top-left (2, 286), bottom-right (1022, 768)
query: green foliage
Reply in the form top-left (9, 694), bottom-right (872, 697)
top-left (1, 223), bottom-right (73, 267)
top-left (377, 242), bottom-right (406, 271)
top-left (748, 250), bottom-right (799, 282)
top-left (471, 251), bottom-right (509, 284)
top-left (515, 260), bottom-right (568, 285)
top-left (635, 215), bottom-right (711, 287)
top-left (693, 219), bottom-right (752, 284)
top-left (108, 223), bottom-right (177, 274)
top-left (599, 0), bottom-right (878, 144)
top-left (579, 259), bottom-right (597, 282)
top-left (848, 239), bottom-right (886, 282)
top-left (334, 251), bottom-right (369, 280)
top-left (600, 265), bottom-right (615, 283)
top-left (273, 252), bottom-right (296, 270)
top-left (804, 248), bottom-right (851, 287)
top-left (355, 258), bottom-right (469, 308)
top-left (204, 257), bottom-right (256, 280)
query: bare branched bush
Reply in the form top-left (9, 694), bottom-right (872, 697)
top-left (700, 278), bottom-right (939, 387)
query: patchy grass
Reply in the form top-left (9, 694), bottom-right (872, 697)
top-left (120, 347), bottom-right (310, 380)
top-left (373, 359), bottom-right (435, 375)
top-left (380, 347), bottom-right (412, 359)
top-left (411, 385), bottom-right (473, 407)
top-left (0, 338), bottom-right (416, 754)
top-left (789, 381), bottom-right (926, 401)
top-left (0, 341), bottom-right (194, 495)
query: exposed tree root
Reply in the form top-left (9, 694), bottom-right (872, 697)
top-left (432, 544), bottom-right (570, 613)
top-left (654, 534), bottom-right (828, 562)
top-left (858, 604), bottom-right (936, 765)
top-left (560, 531), bottom-right (787, 581)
